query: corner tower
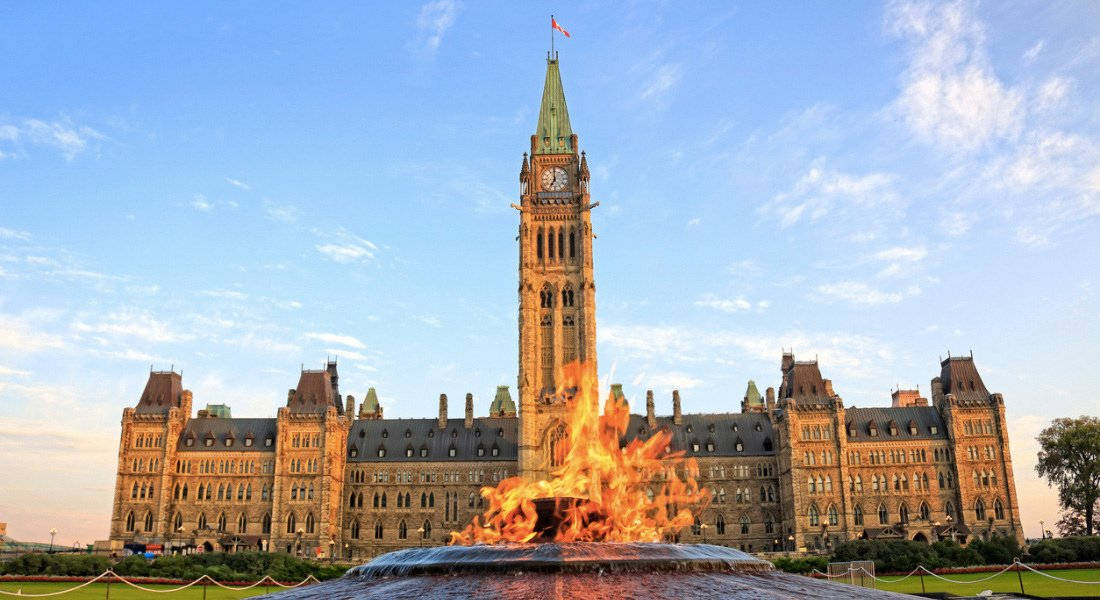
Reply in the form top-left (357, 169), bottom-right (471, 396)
top-left (517, 54), bottom-right (598, 480)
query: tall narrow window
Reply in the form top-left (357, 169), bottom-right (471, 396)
top-left (306, 513), bottom-right (315, 534)
top-left (899, 504), bottom-right (909, 524)
top-left (351, 520), bottom-right (360, 539)
top-left (828, 504), bottom-right (839, 526)
top-left (238, 514), bottom-right (247, 533)
top-left (537, 229), bottom-right (544, 261)
top-left (975, 499), bottom-right (986, 521)
top-left (547, 227), bottom-right (555, 259)
top-left (398, 520), bottom-right (408, 540)
top-left (262, 514), bottom-right (271, 534)
top-left (143, 511), bottom-right (153, 532)
top-left (558, 230), bottom-right (564, 260)
top-left (286, 513), bottom-right (296, 534)
top-left (549, 423), bottom-right (569, 467)
top-left (854, 505), bottom-right (864, 525)
top-left (878, 503), bottom-right (888, 525)
top-left (994, 499), bottom-right (1005, 520)
top-left (125, 511), bottom-right (135, 532)
top-left (569, 229), bottom-right (576, 260)
top-left (808, 504), bottom-right (820, 526)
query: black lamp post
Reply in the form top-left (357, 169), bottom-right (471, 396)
top-left (49, 528), bottom-right (57, 553)
top-left (787, 534), bottom-right (794, 552)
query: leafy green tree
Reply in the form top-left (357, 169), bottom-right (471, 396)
top-left (1035, 416), bottom-right (1100, 536)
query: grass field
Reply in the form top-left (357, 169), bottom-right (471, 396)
top-left (832, 567), bottom-right (1100, 597)
top-left (0, 581), bottom-right (293, 598)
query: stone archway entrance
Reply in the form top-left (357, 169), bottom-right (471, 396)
top-left (912, 532), bottom-right (929, 544)
top-left (202, 541), bottom-right (213, 552)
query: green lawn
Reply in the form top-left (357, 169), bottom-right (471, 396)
top-left (0, 581), bottom-right (295, 599)
top-left (831, 568), bottom-right (1100, 598)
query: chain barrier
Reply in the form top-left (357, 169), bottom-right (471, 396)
top-left (0, 570), bottom-right (319, 597)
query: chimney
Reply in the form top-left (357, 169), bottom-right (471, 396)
top-left (465, 393), bottom-right (474, 428)
top-left (766, 387), bottom-right (776, 411)
top-left (438, 394), bottom-right (448, 429)
top-left (672, 390), bottom-right (682, 425)
top-left (931, 377), bottom-right (944, 405)
top-left (346, 395), bottom-right (355, 416)
top-left (823, 379), bottom-right (835, 397)
top-left (646, 390), bottom-right (656, 428)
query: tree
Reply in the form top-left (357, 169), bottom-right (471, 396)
top-left (1055, 506), bottom-right (1100, 537)
top-left (1036, 416), bottom-right (1100, 536)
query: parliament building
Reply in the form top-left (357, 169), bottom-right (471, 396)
top-left (108, 55), bottom-right (1024, 559)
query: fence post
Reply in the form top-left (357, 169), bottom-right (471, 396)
top-left (105, 578), bottom-right (110, 600)
top-left (202, 578), bottom-right (208, 600)
top-left (1015, 560), bottom-right (1025, 595)
top-left (919, 571), bottom-right (925, 594)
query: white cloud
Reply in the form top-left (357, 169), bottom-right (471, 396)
top-left (938, 210), bottom-right (975, 237)
top-left (762, 159), bottom-right (899, 228)
top-left (225, 177), bottom-right (251, 191)
top-left (316, 243), bottom-right (373, 262)
top-left (418, 314), bottom-right (442, 328)
top-left (0, 314), bottom-right (66, 352)
top-left (694, 294), bottom-right (752, 313)
top-left (264, 200), bottom-right (298, 223)
top-left (200, 289), bottom-right (248, 300)
top-left (686, 217), bottom-right (701, 227)
top-left (0, 365), bottom-right (32, 377)
top-left (327, 348), bottom-right (368, 361)
top-left (0, 227), bottom-right (31, 241)
top-left (630, 370), bottom-right (703, 392)
top-left (71, 311), bottom-right (193, 344)
top-left (874, 246), bottom-right (927, 262)
top-left (816, 281), bottom-right (921, 305)
top-left (640, 63), bottom-right (682, 101)
top-left (190, 194), bottom-right (213, 212)
top-left (887, 2), bottom-right (1023, 152)
top-left (1033, 76), bottom-right (1072, 113)
top-left (0, 118), bottom-right (105, 160)
top-left (1023, 40), bottom-right (1044, 63)
top-left (417, 0), bottom-right (460, 52)
top-left (305, 332), bottom-right (366, 349)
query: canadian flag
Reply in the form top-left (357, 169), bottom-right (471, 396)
top-left (552, 17), bottom-right (570, 38)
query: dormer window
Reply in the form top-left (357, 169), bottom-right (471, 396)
top-left (496, 428), bottom-right (504, 437)
top-left (377, 446), bottom-right (386, 458)
top-left (358, 430), bottom-right (365, 438)
top-left (448, 445), bottom-right (456, 457)
top-left (382, 429), bottom-right (389, 438)
top-left (732, 424), bottom-right (739, 432)
top-left (185, 436), bottom-right (195, 447)
top-left (204, 436), bottom-right (214, 447)
top-left (451, 430), bottom-right (458, 438)
top-left (708, 423), bottom-right (715, 433)
top-left (405, 429), bottom-right (411, 439)
top-left (909, 425), bottom-right (918, 435)
top-left (706, 440), bottom-right (715, 452)
top-left (477, 445), bottom-right (485, 457)
top-left (224, 437), bottom-right (234, 447)
top-left (754, 422), bottom-right (762, 432)
top-left (869, 425), bottom-right (879, 437)
top-left (691, 440), bottom-right (700, 452)
top-left (427, 430), bottom-right (435, 438)
top-left (264, 437), bottom-right (273, 447)
top-left (889, 425), bottom-right (898, 436)
top-left (686, 425), bottom-right (693, 433)
top-left (930, 426), bottom-right (938, 435)
top-left (420, 447), bottom-right (429, 457)
top-left (491, 445), bottom-right (499, 457)
top-left (349, 447), bottom-right (359, 458)
top-left (406, 446), bottom-right (414, 457)
top-left (735, 437), bottom-right (744, 452)
top-left (244, 436), bottom-right (253, 447)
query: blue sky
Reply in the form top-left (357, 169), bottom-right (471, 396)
top-left (1, 1), bottom-right (1098, 544)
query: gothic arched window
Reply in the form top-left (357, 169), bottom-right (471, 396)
top-left (716, 514), bottom-right (726, 535)
top-left (808, 504), bottom-right (820, 527)
top-left (899, 504), bottom-right (909, 524)
top-left (125, 511), bottom-right (135, 532)
top-left (920, 502), bottom-right (930, 521)
top-left (548, 423), bottom-right (569, 468)
top-left (994, 499), bottom-right (1005, 520)
top-left (536, 229), bottom-right (544, 261)
top-left (286, 513), bottom-right (295, 534)
top-left (238, 514), bottom-right (247, 533)
top-left (306, 513), bottom-right (315, 534)
top-left (398, 520), bottom-right (408, 540)
top-left (828, 504), bottom-right (839, 526)
top-left (878, 503), bottom-right (888, 525)
top-left (975, 499), bottom-right (986, 521)
top-left (740, 515), bottom-right (750, 534)
top-left (262, 513), bottom-right (271, 534)
top-left (854, 505), bottom-right (864, 525)
top-left (351, 520), bottom-right (360, 539)
top-left (422, 520), bottom-right (432, 539)
top-left (569, 228), bottom-right (576, 260)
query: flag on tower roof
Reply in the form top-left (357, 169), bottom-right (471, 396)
top-left (552, 17), bottom-right (570, 38)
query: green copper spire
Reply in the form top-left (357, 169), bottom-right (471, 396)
top-left (490, 385), bottom-right (516, 416)
top-left (362, 387), bottom-right (379, 412)
top-left (534, 56), bottom-right (574, 155)
top-left (744, 380), bottom-right (763, 406)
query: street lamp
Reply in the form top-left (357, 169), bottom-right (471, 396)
top-left (1039, 520), bottom-right (1045, 540)
top-left (773, 538), bottom-right (779, 552)
top-left (416, 527), bottom-right (425, 548)
top-left (787, 534), bottom-right (794, 552)
top-left (700, 523), bottom-right (709, 544)
top-left (296, 528), bottom-right (304, 558)
top-left (344, 542), bottom-right (349, 561)
top-left (49, 528), bottom-right (57, 553)
top-left (328, 539), bottom-right (335, 564)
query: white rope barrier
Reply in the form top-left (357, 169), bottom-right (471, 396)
top-left (0, 569), bottom-right (320, 597)
top-left (1016, 561), bottom-right (1100, 584)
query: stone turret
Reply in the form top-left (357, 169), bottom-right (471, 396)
top-left (438, 394), bottom-right (448, 429)
top-left (490, 386), bottom-right (516, 418)
top-left (359, 387), bottom-right (382, 419)
top-left (742, 380), bottom-right (764, 413)
top-left (465, 393), bottom-right (474, 428)
top-left (765, 387), bottom-right (775, 412)
top-left (646, 390), bottom-right (656, 429)
top-left (672, 390), bottom-right (682, 425)
top-left (346, 395), bottom-right (355, 416)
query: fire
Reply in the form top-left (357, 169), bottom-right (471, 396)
top-left (451, 361), bottom-right (709, 545)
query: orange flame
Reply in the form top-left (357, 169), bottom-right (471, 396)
top-left (451, 361), bottom-right (709, 544)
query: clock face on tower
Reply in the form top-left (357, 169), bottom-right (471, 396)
top-left (541, 167), bottom-right (569, 191)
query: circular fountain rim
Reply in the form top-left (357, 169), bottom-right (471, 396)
top-left (347, 541), bottom-right (775, 578)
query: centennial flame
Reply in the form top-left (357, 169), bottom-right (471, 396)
top-left (451, 361), bottom-right (709, 544)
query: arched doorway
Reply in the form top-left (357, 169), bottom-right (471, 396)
top-left (202, 541), bottom-right (213, 552)
top-left (913, 532), bottom-right (929, 544)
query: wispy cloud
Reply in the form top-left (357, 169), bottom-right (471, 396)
top-left (416, 0), bottom-right (460, 52)
top-left (0, 227), bottom-right (31, 241)
top-left (694, 294), bottom-right (751, 313)
top-left (761, 159), bottom-right (899, 228)
top-left (1022, 40), bottom-right (1044, 63)
top-left (0, 314), bottom-right (66, 352)
top-left (639, 63), bottom-right (682, 102)
top-left (816, 281), bottom-right (921, 305)
top-left (886, 1), bottom-right (1023, 152)
top-left (264, 200), bottom-right (298, 223)
top-left (0, 117), bottom-right (105, 160)
top-left (315, 229), bottom-right (378, 263)
top-left (190, 194), bottom-right (213, 212)
top-left (305, 332), bottom-right (366, 349)
top-left (225, 177), bottom-right (251, 191)
top-left (0, 365), bottom-right (32, 377)
top-left (71, 311), bottom-right (194, 344)
top-left (327, 348), bottom-right (369, 361)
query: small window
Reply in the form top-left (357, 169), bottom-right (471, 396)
top-left (406, 447), bottom-right (414, 457)
top-left (377, 447), bottom-right (386, 458)
top-left (477, 445), bottom-right (485, 457)
top-left (427, 429), bottom-right (435, 438)
top-left (754, 422), bottom-right (762, 432)
top-left (475, 429), bottom-right (481, 437)
top-left (449, 446), bottom-right (456, 457)
top-left (225, 438), bottom-right (233, 447)
top-left (244, 437), bottom-right (253, 447)
top-left (186, 437), bottom-right (194, 447)
top-left (491, 446), bottom-right (499, 457)
top-left (686, 425), bottom-right (693, 433)
top-left (405, 429), bottom-right (412, 438)
top-left (204, 437), bottom-right (214, 447)
top-left (382, 429), bottom-right (389, 438)
top-left (930, 426), bottom-right (938, 435)
top-left (349, 447), bottom-right (358, 458)
top-left (420, 447), bottom-right (429, 457)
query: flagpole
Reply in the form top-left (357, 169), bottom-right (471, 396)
top-left (550, 14), bottom-right (554, 57)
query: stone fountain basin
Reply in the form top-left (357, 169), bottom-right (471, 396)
top-left (256, 542), bottom-right (920, 599)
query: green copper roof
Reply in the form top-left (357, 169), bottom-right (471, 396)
top-left (610, 383), bottom-right (624, 401)
top-left (534, 58), bottom-right (574, 155)
top-left (491, 385), bottom-right (515, 414)
top-left (362, 387), bottom-right (379, 412)
top-left (744, 380), bottom-right (763, 406)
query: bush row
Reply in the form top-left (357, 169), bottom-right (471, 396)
top-left (0, 552), bottom-right (348, 582)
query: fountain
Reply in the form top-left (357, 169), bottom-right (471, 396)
top-left (258, 363), bottom-right (919, 598)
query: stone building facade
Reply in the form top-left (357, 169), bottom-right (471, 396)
top-left (108, 55), bottom-right (1024, 558)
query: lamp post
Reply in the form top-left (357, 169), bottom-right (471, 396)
top-left (773, 538), bottom-right (779, 552)
top-left (787, 534), bottom-right (795, 552)
top-left (1039, 520), bottom-right (1045, 540)
top-left (328, 539), bottom-right (335, 564)
top-left (416, 527), bottom-right (425, 548)
top-left (344, 543), bottom-right (349, 561)
top-left (700, 523), bottom-right (709, 544)
top-left (296, 528), bottom-right (304, 558)
top-left (49, 528), bottom-right (57, 553)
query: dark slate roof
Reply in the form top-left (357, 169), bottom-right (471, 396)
top-left (177, 418), bottom-right (278, 452)
top-left (135, 371), bottom-right (183, 414)
top-left (622, 413), bottom-right (776, 457)
top-left (845, 406), bottom-right (947, 442)
top-left (939, 356), bottom-right (990, 402)
top-left (347, 417), bottom-right (518, 463)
